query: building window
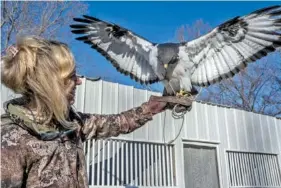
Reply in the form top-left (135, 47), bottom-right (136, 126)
top-left (183, 144), bottom-right (220, 188)
top-left (227, 151), bottom-right (281, 187)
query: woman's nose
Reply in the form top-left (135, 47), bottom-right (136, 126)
top-left (76, 77), bottom-right (82, 85)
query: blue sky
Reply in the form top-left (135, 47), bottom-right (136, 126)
top-left (69, 1), bottom-right (280, 91)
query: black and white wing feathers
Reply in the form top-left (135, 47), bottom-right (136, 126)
top-left (70, 15), bottom-right (160, 84)
top-left (183, 5), bottom-right (281, 86)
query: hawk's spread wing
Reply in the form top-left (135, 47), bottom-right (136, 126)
top-left (183, 5), bottom-right (281, 87)
top-left (70, 15), bottom-right (160, 84)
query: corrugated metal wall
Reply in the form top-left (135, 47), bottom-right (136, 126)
top-left (1, 77), bottom-right (281, 188)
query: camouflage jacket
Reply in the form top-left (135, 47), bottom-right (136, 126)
top-left (1, 98), bottom-right (156, 188)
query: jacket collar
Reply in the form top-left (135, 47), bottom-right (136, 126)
top-left (3, 97), bottom-right (78, 141)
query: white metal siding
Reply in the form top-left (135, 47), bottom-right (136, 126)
top-left (3, 79), bottom-right (280, 149)
top-left (1, 78), bottom-right (281, 188)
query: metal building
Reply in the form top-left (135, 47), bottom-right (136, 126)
top-left (1, 77), bottom-right (281, 188)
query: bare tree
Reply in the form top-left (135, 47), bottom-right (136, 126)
top-left (1, 1), bottom-right (88, 50)
top-left (176, 20), bottom-right (281, 118)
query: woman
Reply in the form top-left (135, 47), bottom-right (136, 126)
top-left (1, 36), bottom-right (171, 188)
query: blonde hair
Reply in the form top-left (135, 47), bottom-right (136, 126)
top-left (1, 36), bottom-right (76, 129)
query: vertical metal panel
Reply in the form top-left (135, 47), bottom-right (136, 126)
top-left (261, 114), bottom-right (272, 152)
top-left (117, 84), bottom-right (127, 112)
top-left (155, 144), bottom-right (159, 186)
top-left (235, 152), bottom-right (242, 185)
top-left (258, 114), bottom-right (266, 151)
top-left (273, 155), bottom-right (281, 185)
top-left (130, 142), bottom-right (133, 185)
top-left (228, 152), bottom-right (235, 186)
top-left (193, 103), bottom-right (199, 139)
top-left (223, 108), bottom-right (231, 149)
top-left (242, 111), bottom-right (249, 149)
top-left (253, 153), bottom-right (260, 186)
top-left (125, 141), bottom-right (129, 185)
top-left (275, 119), bottom-right (281, 175)
top-left (274, 118), bottom-right (281, 155)
top-left (101, 81), bottom-right (112, 114)
top-left (166, 145), bottom-right (171, 186)
top-left (216, 106), bottom-right (230, 188)
top-left (257, 154), bottom-right (265, 185)
top-left (236, 110), bottom-right (248, 151)
top-left (142, 143), bottom-right (146, 186)
top-left (111, 140), bottom-right (116, 185)
top-left (106, 139), bottom-right (110, 185)
top-left (116, 141), bottom-right (120, 185)
top-left (158, 145), bottom-right (163, 186)
top-left (206, 105), bottom-right (219, 141)
top-left (214, 106), bottom-right (220, 141)
top-left (228, 109), bottom-right (239, 150)
top-left (96, 140), bottom-right (101, 185)
top-left (134, 142), bottom-right (138, 185)
top-left (74, 77), bottom-right (86, 111)
top-left (183, 102), bottom-right (198, 139)
top-left (120, 141), bottom-right (124, 185)
top-left (137, 143), bottom-right (143, 186)
top-left (146, 143), bottom-right (150, 186)
top-left (265, 154), bottom-right (273, 186)
top-left (233, 110), bottom-right (240, 150)
top-left (196, 103), bottom-right (208, 140)
top-left (239, 152), bottom-right (246, 185)
top-left (245, 111), bottom-right (257, 151)
top-left (247, 153), bottom-right (256, 186)
top-left (267, 116), bottom-right (278, 152)
top-left (101, 140), bottom-right (105, 185)
top-left (251, 113), bottom-right (264, 151)
top-left (247, 153), bottom-right (254, 186)
top-left (269, 154), bottom-right (277, 186)
top-left (162, 145), bottom-right (167, 186)
top-left (243, 153), bottom-right (249, 186)
top-left (170, 145), bottom-right (175, 186)
top-left (227, 151), bottom-right (281, 187)
top-left (151, 144), bottom-right (155, 186)
top-left (83, 79), bottom-right (100, 113)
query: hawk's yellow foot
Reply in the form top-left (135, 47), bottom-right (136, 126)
top-left (176, 89), bottom-right (190, 97)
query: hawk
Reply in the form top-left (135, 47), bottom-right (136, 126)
top-left (70, 5), bottom-right (281, 96)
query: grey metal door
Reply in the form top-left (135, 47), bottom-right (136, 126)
top-left (183, 144), bottom-right (220, 188)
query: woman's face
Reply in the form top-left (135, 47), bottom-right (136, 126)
top-left (65, 70), bottom-right (82, 105)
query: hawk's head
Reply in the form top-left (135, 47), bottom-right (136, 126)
top-left (157, 43), bottom-right (180, 69)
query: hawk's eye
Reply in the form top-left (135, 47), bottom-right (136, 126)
top-left (105, 27), bottom-right (113, 32)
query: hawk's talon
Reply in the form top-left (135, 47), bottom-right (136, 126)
top-left (176, 89), bottom-right (189, 97)
top-left (175, 90), bottom-right (196, 101)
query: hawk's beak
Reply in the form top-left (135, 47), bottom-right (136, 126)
top-left (164, 64), bottom-right (168, 69)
